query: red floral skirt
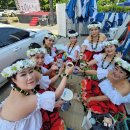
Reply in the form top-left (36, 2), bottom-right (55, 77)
top-left (36, 87), bottom-right (65, 130)
top-left (81, 79), bottom-right (125, 115)
top-left (56, 53), bottom-right (72, 62)
top-left (82, 50), bottom-right (102, 70)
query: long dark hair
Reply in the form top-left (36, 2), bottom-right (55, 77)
top-left (28, 42), bottom-right (41, 49)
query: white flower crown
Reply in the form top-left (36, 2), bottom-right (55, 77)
top-left (115, 57), bottom-right (130, 72)
top-left (27, 48), bottom-right (46, 58)
top-left (68, 32), bottom-right (78, 37)
top-left (88, 23), bottom-right (102, 29)
top-left (1, 59), bottom-right (36, 78)
top-left (104, 40), bottom-right (119, 47)
top-left (45, 33), bottom-right (56, 40)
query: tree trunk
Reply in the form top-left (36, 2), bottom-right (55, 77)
top-left (49, 0), bottom-right (54, 26)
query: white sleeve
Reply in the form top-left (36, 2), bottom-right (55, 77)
top-left (44, 54), bottom-right (54, 65)
top-left (37, 91), bottom-right (55, 112)
top-left (51, 50), bottom-right (56, 57)
top-left (93, 53), bottom-right (103, 62)
top-left (62, 45), bottom-right (68, 52)
top-left (99, 81), bottom-right (130, 105)
top-left (75, 45), bottom-right (80, 53)
top-left (82, 39), bottom-right (89, 46)
top-left (38, 76), bottom-right (51, 90)
top-left (41, 67), bottom-right (48, 74)
top-left (123, 94), bottom-right (130, 104)
top-left (97, 68), bottom-right (109, 80)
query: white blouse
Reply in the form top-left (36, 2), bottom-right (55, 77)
top-left (0, 91), bottom-right (55, 130)
top-left (82, 39), bottom-right (105, 52)
top-left (97, 68), bottom-right (130, 105)
top-left (37, 67), bottom-right (51, 90)
top-left (62, 45), bottom-right (80, 61)
top-left (93, 53), bottom-right (114, 70)
top-left (44, 49), bottom-right (56, 65)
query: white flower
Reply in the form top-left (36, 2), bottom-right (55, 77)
top-left (45, 33), bottom-right (56, 40)
top-left (88, 22), bottom-right (102, 29)
top-left (27, 48), bottom-right (46, 58)
top-left (1, 59), bottom-right (36, 78)
top-left (115, 57), bottom-right (130, 72)
top-left (68, 32), bottom-right (78, 37)
top-left (104, 40), bottom-right (118, 47)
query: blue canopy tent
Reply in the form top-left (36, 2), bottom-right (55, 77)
top-left (118, 0), bottom-right (130, 6)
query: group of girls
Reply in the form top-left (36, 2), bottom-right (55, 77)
top-left (0, 21), bottom-right (130, 130)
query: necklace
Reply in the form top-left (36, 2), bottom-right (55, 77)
top-left (67, 42), bottom-right (76, 54)
top-left (35, 67), bottom-right (42, 74)
top-left (91, 34), bottom-right (100, 50)
top-left (12, 85), bottom-right (37, 96)
top-left (101, 54), bottom-right (116, 69)
top-left (45, 45), bottom-right (51, 56)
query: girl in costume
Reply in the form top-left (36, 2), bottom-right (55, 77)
top-left (43, 33), bottom-right (57, 68)
top-left (0, 59), bottom-right (74, 130)
top-left (81, 39), bottom-right (120, 71)
top-left (80, 57), bottom-right (130, 116)
top-left (27, 43), bottom-right (66, 130)
top-left (80, 22), bottom-right (107, 69)
top-left (57, 30), bottom-right (80, 63)
top-left (27, 42), bottom-right (63, 90)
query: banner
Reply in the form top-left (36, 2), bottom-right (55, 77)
top-left (15, 0), bottom-right (40, 13)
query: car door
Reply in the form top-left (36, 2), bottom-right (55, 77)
top-left (13, 30), bottom-right (48, 59)
top-left (0, 27), bottom-right (20, 85)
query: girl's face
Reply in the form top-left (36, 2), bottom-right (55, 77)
top-left (90, 27), bottom-right (99, 37)
top-left (105, 45), bottom-right (116, 55)
top-left (31, 53), bottom-right (44, 67)
top-left (70, 37), bottom-right (77, 44)
top-left (12, 68), bottom-right (36, 90)
top-left (113, 65), bottom-right (127, 80)
top-left (45, 38), bottom-right (54, 48)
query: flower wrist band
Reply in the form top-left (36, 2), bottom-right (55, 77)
top-left (62, 73), bottom-right (69, 79)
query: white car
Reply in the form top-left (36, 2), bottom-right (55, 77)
top-left (2, 9), bottom-right (16, 16)
top-left (0, 24), bottom-right (50, 87)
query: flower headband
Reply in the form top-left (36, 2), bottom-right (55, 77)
top-left (45, 33), bottom-right (56, 40)
top-left (1, 59), bottom-right (36, 78)
top-left (67, 32), bottom-right (78, 37)
top-left (115, 57), bottom-right (130, 72)
top-left (88, 22), bottom-right (102, 29)
top-left (27, 48), bottom-right (46, 58)
top-left (104, 40), bottom-right (119, 47)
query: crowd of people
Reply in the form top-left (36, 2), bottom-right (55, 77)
top-left (0, 22), bottom-right (130, 130)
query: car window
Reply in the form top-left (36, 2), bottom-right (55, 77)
top-left (0, 27), bottom-right (29, 48)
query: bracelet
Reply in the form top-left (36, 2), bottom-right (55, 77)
top-left (58, 74), bottom-right (61, 78)
top-left (62, 73), bottom-right (69, 79)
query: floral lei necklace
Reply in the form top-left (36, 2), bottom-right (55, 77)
top-left (12, 84), bottom-right (37, 96)
top-left (34, 67), bottom-right (42, 74)
top-left (91, 34), bottom-right (100, 50)
top-left (101, 54), bottom-right (116, 69)
top-left (67, 42), bottom-right (76, 55)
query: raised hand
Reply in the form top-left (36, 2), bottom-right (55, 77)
top-left (51, 63), bottom-right (58, 71)
top-left (65, 62), bottom-right (74, 75)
